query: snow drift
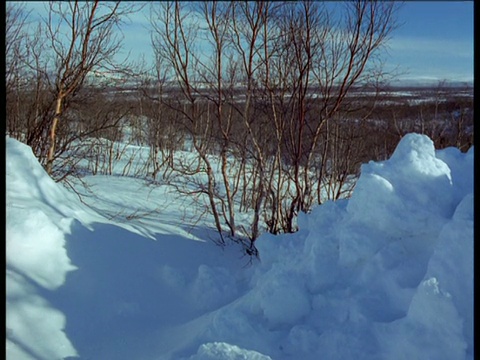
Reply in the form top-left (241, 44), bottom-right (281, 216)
top-left (6, 133), bottom-right (473, 360)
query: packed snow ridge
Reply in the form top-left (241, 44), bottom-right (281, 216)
top-left (6, 133), bottom-right (473, 360)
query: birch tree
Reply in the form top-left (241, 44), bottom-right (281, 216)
top-left (44, 1), bottom-right (136, 175)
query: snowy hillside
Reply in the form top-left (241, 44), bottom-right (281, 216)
top-left (6, 133), bottom-right (473, 360)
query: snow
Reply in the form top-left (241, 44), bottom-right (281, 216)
top-left (5, 133), bottom-right (473, 360)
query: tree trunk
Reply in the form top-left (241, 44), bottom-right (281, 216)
top-left (46, 95), bottom-right (63, 175)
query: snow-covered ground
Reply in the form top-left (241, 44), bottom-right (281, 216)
top-left (6, 133), bottom-right (473, 360)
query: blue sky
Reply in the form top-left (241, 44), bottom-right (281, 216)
top-left (386, 1), bottom-right (474, 83)
top-left (17, 1), bottom-right (474, 84)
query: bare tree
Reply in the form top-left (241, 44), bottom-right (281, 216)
top-left (229, 1), bottom-right (276, 241)
top-left (283, 0), bottom-right (398, 229)
top-left (6, 3), bottom-right (29, 91)
top-left (150, 1), bottom-right (227, 242)
top-left (6, 2), bottom-right (31, 139)
top-left (6, 4), bottom-right (55, 160)
top-left (197, 1), bottom-right (239, 238)
top-left (148, 0), bottom-right (400, 247)
top-left (43, 0), bottom-right (137, 175)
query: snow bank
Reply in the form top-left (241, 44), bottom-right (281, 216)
top-left (193, 134), bottom-right (474, 360)
top-left (6, 133), bottom-right (473, 360)
top-left (6, 138), bottom-right (82, 359)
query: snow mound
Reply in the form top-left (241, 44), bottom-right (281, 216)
top-left (204, 134), bottom-right (473, 359)
top-left (347, 133), bottom-right (455, 232)
top-left (187, 342), bottom-right (272, 360)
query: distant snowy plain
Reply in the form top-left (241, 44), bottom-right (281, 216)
top-left (6, 133), bottom-right (473, 359)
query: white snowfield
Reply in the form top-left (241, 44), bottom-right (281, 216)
top-left (6, 133), bottom-right (473, 360)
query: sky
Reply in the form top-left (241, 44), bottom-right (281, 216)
top-left (122, 1), bottom-right (474, 84)
top-left (6, 130), bottom-right (474, 359)
top-left (14, 1), bottom-right (474, 84)
top-left (387, 1), bottom-right (474, 83)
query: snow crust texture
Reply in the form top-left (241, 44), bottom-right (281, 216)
top-left (6, 133), bottom-right (473, 360)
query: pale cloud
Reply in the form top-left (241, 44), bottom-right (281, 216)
top-left (382, 35), bottom-right (473, 82)
top-left (388, 36), bottom-right (473, 59)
